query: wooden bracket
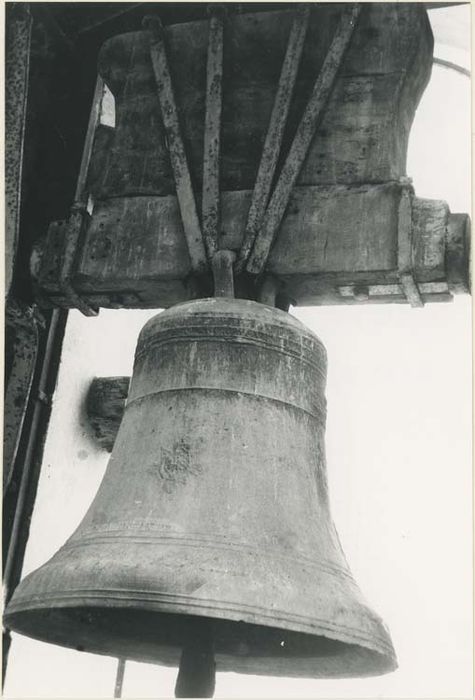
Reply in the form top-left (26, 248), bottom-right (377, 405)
top-left (86, 377), bottom-right (130, 452)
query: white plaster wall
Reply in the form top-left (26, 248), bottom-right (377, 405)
top-left (4, 6), bottom-right (472, 698)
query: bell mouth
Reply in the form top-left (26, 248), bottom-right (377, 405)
top-left (5, 606), bottom-right (396, 679)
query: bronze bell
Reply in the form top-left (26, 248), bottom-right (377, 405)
top-left (5, 298), bottom-right (396, 678)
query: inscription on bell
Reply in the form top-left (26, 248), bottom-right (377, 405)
top-left (149, 440), bottom-right (202, 491)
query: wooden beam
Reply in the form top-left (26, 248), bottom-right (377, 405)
top-left (33, 187), bottom-right (469, 309)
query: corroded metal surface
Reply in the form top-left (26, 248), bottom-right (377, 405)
top-left (5, 5), bottom-right (32, 298)
top-left (3, 303), bottom-right (41, 495)
top-left (5, 299), bottom-right (396, 678)
top-left (201, 5), bottom-right (225, 261)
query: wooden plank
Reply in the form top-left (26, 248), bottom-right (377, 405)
top-left (79, 184), bottom-right (400, 282)
top-left (33, 185), bottom-right (467, 309)
top-left (201, 6), bottom-right (225, 260)
top-left (246, 4), bottom-right (361, 274)
top-left (144, 15), bottom-right (208, 274)
top-left (236, 5), bottom-right (310, 271)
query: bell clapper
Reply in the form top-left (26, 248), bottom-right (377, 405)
top-left (113, 658), bottom-right (126, 698)
top-left (175, 619), bottom-right (216, 698)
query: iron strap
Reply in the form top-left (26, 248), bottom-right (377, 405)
top-left (235, 5), bottom-right (311, 273)
top-left (246, 3), bottom-right (362, 275)
top-left (397, 183), bottom-right (424, 308)
top-left (144, 16), bottom-right (208, 275)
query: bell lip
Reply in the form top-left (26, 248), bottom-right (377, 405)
top-left (5, 588), bottom-right (396, 666)
top-left (5, 599), bottom-right (397, 679)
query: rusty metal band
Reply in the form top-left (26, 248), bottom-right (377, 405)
top-left (202, 6), bottom-right (225, 261)
top-left (236, 5), bottom-right (310, 273)
top-left (246, 3), bottom-right (362, 276)
top-left (397, 185), bottom-right (423, 308)
top-left (144, 16), bottom-right (208, 275)
top-left (59, 76), bottom-right (104, 317)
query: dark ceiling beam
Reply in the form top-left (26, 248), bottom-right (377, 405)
top-left (425, 2), bottom-right (468, 8)
top-left (29, 4), bottom-right (76, 56)
top-left (76, 3), bottom-right (143, 35)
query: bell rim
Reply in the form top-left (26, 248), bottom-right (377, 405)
top-left (5, 597), bottom-right (397, 679)
top-left (6, 585), bottom-right (396, 659)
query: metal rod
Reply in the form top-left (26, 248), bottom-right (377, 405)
top-left (114, 658), bottom-right (126, 698)
top-left (3, 309), bottom-right (63, 600)
top-left (144, 15), bottom-right (208, 275)
top-left (433, 56), bottom-right (470, 78)
top-left (202, 5), bottom-right (225, 260)
top-left (236, 5), bottom-right (310, 273)
top-left (246, 3), bottom-right (361, 276)
top-left (212, 250), bottom-right (236, 298)
top-left (3, 307), bottom-right (40, 494)
top-left (175, 620), bottom-right (216, 698)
